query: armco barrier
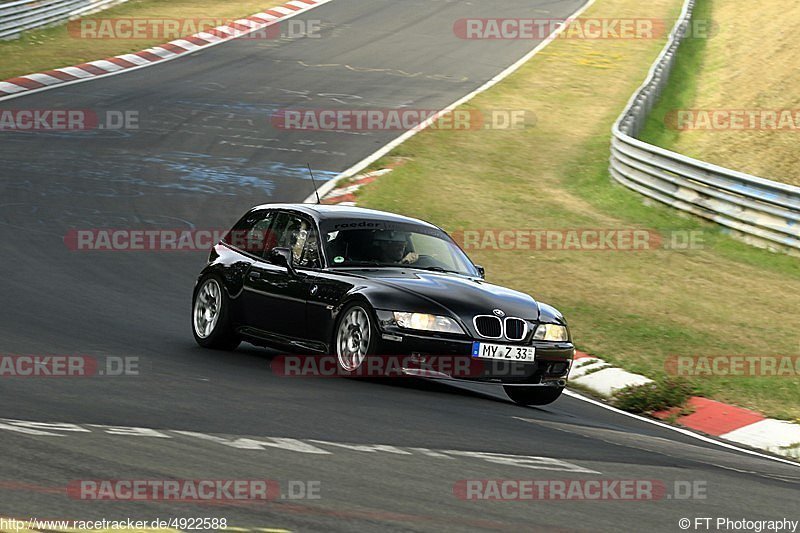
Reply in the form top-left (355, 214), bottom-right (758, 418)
top-left (0, 0), bottom-right (129, 40)
top-left (609, 0), bottom-right (800, 254)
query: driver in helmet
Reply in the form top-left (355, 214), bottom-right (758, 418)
top-left (372, 230), bottom-right (418, 264)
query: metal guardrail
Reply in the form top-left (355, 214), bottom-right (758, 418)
top-left (609, 0), bottom-right (800, 253)
top-left (0, 0), bottom-right (129, 40)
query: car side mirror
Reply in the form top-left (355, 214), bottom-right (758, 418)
top-left (475, 264), bottom-right (485, 279)
top-left (268, 247), bottom-right (296, 274)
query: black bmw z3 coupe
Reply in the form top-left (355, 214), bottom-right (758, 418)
top-left (192, 204), bottom-right (575, 405)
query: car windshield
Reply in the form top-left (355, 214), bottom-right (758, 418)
top-left (321, 220), bottom-right (476, 275)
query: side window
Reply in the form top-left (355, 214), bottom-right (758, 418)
top-left (296, 224), bottom-right (321, 268)
top-left (274, 213), bottom-right (321, 268)
top-left (224, 210), bottom-right (275, 255)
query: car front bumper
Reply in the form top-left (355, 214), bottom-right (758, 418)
top-left (374, 330), bottom-right (574, 386)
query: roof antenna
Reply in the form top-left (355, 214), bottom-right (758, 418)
top-left (307, 163), bottom-right (322, 204)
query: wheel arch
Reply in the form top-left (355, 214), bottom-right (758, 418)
top-left (329, 293), bottom-right (379, 354)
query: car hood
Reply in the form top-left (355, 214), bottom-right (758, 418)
top-left (351, 269), bottom-right (540, 322)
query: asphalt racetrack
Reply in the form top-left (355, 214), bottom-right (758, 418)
top-left (0, 0), bottom-right (798, 531)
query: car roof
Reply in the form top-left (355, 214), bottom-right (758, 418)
top-left (250, 203), bottom-right (441, 230)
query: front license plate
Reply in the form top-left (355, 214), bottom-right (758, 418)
top-left (471, 342), bottom-right (535, 362)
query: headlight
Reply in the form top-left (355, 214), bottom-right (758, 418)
top-left (533, 324), bottom-right (569, 341)
top-left (392, 312), bottom-right (464, 334)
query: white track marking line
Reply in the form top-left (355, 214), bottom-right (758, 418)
top-left (558, 389), bottom-right (800, 467)
top-left (0, 419), bottom-right (90, 435)
top-left (0, 420), bottom-right (600, 473)
top-left (0, 421), bottom-right (65, 436)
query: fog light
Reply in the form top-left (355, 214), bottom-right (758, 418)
top-left (409, 353), bottom-right (428, 364)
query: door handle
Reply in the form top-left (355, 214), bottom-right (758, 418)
top-left (248, 271), bottom-right (261, 280)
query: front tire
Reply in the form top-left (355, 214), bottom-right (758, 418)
top-left (334, 302), bottom-right (378, 375)
top-left (192, 276), bottom-right (240, 350)
top-left (504, 386), bottom-right (564, 406)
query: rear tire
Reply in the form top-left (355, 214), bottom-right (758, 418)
top-left (192, 275), bottom-right (240, 350)
top-left (504, 386), bottom-right (564, 406)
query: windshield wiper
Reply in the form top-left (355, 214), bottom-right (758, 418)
top-left (331, 261), bottom-right (390, 268)
top-left (331, 263), bottom-right (463, 274)
top-left (403, 265), bottom-right (462, 274)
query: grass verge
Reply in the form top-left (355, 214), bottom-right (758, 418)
top-left (0, 0), bottom-right (284, 81)
top-left (611, 379), bottom-right (696, 414)
top-left (637, 0), bottom-right (710, 155)
top-left (639, 0), bottom-right (800, 186)
top-left (356, 0), bottom-right (800, 419)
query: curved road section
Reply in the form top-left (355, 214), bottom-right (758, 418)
top-left (0, 0), bottom-right (798, 531)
